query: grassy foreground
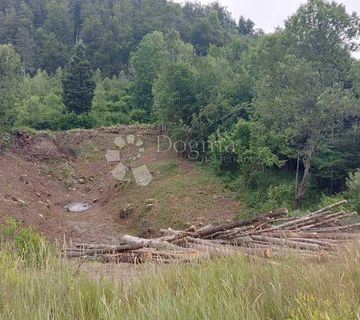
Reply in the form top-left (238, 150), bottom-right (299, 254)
top-left (1, 222), bottom-right (360, 319)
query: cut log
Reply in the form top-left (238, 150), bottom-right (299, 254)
top-left (181, 239), bottom-right (267, 258)
top-left (250, 235), bottom-right (323, 251)
top-left (305, 222), bottom-right (360, 233)
top-left (260, 200), bottom-right (347, 232)
top-left (306, 200), bottom-right (348, 216)
top-left (168, 208), bottom-right (288, 241)
top-left (297, 211), bottom-right (355, 231)
top-left (264, 212), bottom-right (331, 232)
top-left (121, 234), bottom-right (196, 252)
top-left (103, 250), bottom-right (153, 264)
top-left (63, 243), bottom-right (144, 258)
top-left (288, 238), bottom-right (338, 248)
top-left (202, 225), bottom-right (258, 240)
top-left (261, 231), bottom-right (360, 240)
top-left (60, 200), bottom-right (359, 265)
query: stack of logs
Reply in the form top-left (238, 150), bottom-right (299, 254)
top-left (63, 200), bottom-right (360, 263)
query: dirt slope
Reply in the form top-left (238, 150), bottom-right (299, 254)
top-left (0, 126), bottom-right (242, 244)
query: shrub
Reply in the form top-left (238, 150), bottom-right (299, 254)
top-left (263, 183), bottom-right (294, 212)
top-left (346, 169), bottom-right (360, 212)
top-left (0, 130), bottom-right (11, 151)
top-left (129, 108), bottom-right (148, 123)
top-left (15, 94), bottom-right (66, 130)
top-left (225, 168), bottom-right (296, 215)
top-left (59, 112), bottom-right (95, 130)
top-left (1, 218), bottom-right (53, 266)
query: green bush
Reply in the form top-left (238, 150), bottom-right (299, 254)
top-left (263, 183), bottom-right (294, 212)
top-left (15, 94), bottom-right (66, 130)
top-left (0, 130), bottom-right (11, 151)
top-left (317, 193), bottom-right (347, 210)
top-left (90, 110), bottom-right (131, 127)
top-left (346, 169), bottom-right (360, 212)
top-left (129, 108), bottom-right (148, 123)
top-left (209, 129), bottom-right (240, 175)
top-left (1, 218), bottom-right (53, 266)
top-left (91, 72), bottom-right (135, 126)
top-left (59, 112), bottom-right (95, 130)
top-left (224, 168), bottom-right (296, 215)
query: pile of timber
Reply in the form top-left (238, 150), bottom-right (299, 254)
top-left (63, 200), bottom-right (360, 263)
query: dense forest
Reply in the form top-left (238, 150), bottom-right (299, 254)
top-left (1, 0), bottom-right (360, 212)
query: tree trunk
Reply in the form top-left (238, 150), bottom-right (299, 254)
top-left (294, 156), bottom-right (311, 209)
top-left (294, 137), bottom-right (321, 209)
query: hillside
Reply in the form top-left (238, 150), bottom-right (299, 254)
top-left (1, 0), bottom-right (360, 318)
top-left (0, 126), bottom-right (242, 243)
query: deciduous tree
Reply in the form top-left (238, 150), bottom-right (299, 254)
top-left (0, 44), bottom-right (22, 129)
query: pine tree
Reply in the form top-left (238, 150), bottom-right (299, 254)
top-left (62, 41), bottom-right (95, 114)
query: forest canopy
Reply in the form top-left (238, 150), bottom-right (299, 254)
top-left (0, 0), bottom-right (360, 211)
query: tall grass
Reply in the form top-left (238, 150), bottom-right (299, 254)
top-left (1, 220), bottom-right (360, 319)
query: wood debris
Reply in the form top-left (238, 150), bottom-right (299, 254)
top-left (63, 200), bottom-right (360, 263)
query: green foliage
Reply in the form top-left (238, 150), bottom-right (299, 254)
top-left (15, 69), bottom-right (66, 130)
top-left (154, 50), bottom-right (249, 159)
top-left (154, 61), bottom-right (196, 126)
top-left (285, 0), bottom-right (360, 85)
top-left (238, 16), bottom-right (255, 35)
top-left (62, 41), bottom-right (95, 115)
top-left (209, 119), bottom-right (284, 176)
top-left (91, 71), bottom-right (133, 126)
top-left (0, 44), bottom-right (23, 129)
top-left (1, 243), bottom-right (360, 319)
top-left (1, 218), bottom-right (52, 265)
top-left (0, 130), bottom-right (11, 151)
top-left (12, 2), bottom-right (35, 74)
top-left (317, 193), bottom-right (348, 211)
top-left (60, 112), bottom-right (95, 130)
top-left (264, 183), bottom-right (295, 212)
top-left (226, 169), bottom-right (296, 214)
top-left (346, 169), bottom-right (360, 212)
top-left (1, 0), bottom-right (360, 214)
top-left (313, 125), bottom-right (360, 193)
top-left (16, 95), bottom-right (65, 130)
top-left (246, 0), bottom-right (360, 206)
top-left (33, 2), bottom-right (73, 73)
top-left (0, 0), bottom-right (244, 75)
top-left (191, 10), bottom-right (226, 55)
top-left (35, 28), bottom-right (70, 74)
top-left (131, 31), bottom-right (167, 119)
top-left (42, 2), bottom-right (73, 46)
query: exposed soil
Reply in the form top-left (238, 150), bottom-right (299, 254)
top-left (0, 126), bottom-right (242, 244)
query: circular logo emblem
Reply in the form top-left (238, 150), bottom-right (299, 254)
top-left (106, 134), bottom-right (153, 186)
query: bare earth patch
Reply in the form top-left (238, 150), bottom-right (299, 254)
top-left (0, 126), bottom-right (242, 244)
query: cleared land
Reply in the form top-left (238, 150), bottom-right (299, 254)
top-left (0, 126), bottom-right (241, 243)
